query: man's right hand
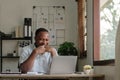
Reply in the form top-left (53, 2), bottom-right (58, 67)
top-left (33, 46), bottom-right (46, 56)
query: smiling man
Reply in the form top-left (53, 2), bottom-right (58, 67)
top-left (19, 28), bottom-right (58, 74)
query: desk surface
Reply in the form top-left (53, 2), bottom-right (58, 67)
top-left (0, 73), bottom-right (105, 79)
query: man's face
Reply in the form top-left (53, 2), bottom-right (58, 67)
top-left (35, 32), bottom-right (49, 47)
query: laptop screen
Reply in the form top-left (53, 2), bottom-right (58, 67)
top-left (49, 56), bottom-right (77, 74)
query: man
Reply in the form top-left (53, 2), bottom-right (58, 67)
top-left (19, 28), bottom-right (58, 74)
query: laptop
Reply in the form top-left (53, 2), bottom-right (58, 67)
top-left (49, 56), bottom-right (77, 74)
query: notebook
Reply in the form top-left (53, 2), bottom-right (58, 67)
top-left (49, 56), bottom-right (77, 74)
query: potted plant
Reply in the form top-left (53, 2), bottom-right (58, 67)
top-left (58, 41), bottom-right (78, 56)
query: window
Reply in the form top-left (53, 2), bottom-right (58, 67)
top-left (94, 0), bottom-right (120, 65)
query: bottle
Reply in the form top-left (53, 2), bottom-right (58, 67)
top-left (24, 18), bottom-right (28, 37)
top-left (28, 18), bottom-right (32, 37)
top-left (23, 18), bottom-right (32, 37)
top-left (13, 50), bottom-right (16, 56)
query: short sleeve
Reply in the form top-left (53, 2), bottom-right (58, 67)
top-left (19, 47), bottom-right (31, 64)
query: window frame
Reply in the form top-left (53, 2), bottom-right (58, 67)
top-left (93, 0), bottom-right (115, 66)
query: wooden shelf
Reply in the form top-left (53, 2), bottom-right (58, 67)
top-left (1, 37), bottom-right (32, 40)
top-left (1, 56), bottom-right (19, 58)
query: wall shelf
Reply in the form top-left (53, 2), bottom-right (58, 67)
top-left (0, 37), bottom-right (32, 72)
top-left (1, 37), bottom-right (32, 40)
top-left (1, 56), bottom-right (19, 58)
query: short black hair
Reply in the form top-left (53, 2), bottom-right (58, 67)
top-left (35, 28), bottom-right (48, 36)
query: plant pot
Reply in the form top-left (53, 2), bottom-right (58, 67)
top-left (84, 69), bottom-right (91, 74)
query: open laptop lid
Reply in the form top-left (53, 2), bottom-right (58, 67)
top-left (49, 56), bottom-right (77, 74)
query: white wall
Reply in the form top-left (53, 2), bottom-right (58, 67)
top-left (0, 0), bottom-right (78, 43)
top-left (115, 19), bottom-right (120, 80)
top-left (94, 66), bottom-right (115, 80)
top-left (0, 0), bottom-right (78, 72)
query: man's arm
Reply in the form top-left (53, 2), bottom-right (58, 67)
top-left (20, 46), bottom-right (45, 73)
top-left (20, 50), bottom-right (37, 73)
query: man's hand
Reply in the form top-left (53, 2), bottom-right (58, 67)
top-left (33, 46), bottom-right (46, 56)
top-left (45, 46), bottom-right (52, 52)
top-left (45, 46), bottom-right (57, 56)
top-left (32, 45), bottom-right (57, 56)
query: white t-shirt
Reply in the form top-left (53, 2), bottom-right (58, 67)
top-left (19, 44), bottom-right (58, 73)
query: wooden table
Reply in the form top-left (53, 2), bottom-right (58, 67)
top-left (0, 73), bottom-right (105, 80)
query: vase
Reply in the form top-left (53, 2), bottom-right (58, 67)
top-left (84, 69), bottom-right (91, 74)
